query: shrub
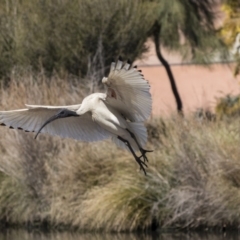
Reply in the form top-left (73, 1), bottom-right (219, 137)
top-left (215, 94), bottom-right (240, 118)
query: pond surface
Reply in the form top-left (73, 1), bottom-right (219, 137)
top-left (0, 230), bottom-right (240, 240)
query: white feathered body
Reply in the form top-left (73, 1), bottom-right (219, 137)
top-left (77, 92), bottom-right (147, 152)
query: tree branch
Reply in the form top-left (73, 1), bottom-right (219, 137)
top-left (152, 21), bottom-right (183, 115)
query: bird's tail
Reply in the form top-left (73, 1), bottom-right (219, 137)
top-left (112, 122), bottom-right (147, 152)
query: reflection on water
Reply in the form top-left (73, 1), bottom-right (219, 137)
top-left (0, 230), bottom-right (239, 240)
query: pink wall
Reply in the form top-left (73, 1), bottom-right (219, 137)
top-left (140, 64), bottom-right (240, 116)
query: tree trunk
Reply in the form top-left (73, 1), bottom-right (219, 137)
top-left (152, 21), bottom-right (183, 115)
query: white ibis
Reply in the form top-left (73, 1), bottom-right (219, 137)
top-left (0, 59), bottom-right (152, 174)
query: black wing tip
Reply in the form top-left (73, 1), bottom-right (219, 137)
top-left (115, 57), bottom-right (133, 65)
top-left (113, 57), bottom-right (134, 69)
top-left (0, 123), bottom-right (34, 133)
top-left (1, 123), bottom-right (18, 130)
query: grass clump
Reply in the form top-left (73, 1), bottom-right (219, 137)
top-left (0, 72), bottom-right (240, 231)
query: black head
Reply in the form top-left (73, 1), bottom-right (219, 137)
top-left (56, 109), bottom-right (78, 118)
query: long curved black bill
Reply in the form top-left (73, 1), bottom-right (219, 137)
top-left (34, 114), bottom-right (59, 139)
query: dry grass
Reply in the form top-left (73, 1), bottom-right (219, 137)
top-left (0, 71), bottom-right (239, 231)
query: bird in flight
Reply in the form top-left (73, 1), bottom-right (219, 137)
top-left (0, 58), bottom-right (152, 174)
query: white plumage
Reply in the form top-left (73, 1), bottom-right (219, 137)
top-left (0, 59), bottom-right (152, 174)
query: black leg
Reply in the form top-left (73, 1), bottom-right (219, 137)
top-left (118, 136), bottom-right (147, 175)
top-left (126, 129), bottom-right (153, 163)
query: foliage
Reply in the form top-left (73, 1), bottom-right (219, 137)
top-left (0, 0), bottom-right (154, 79)
top-left (0, 72), bottom-right (239, 231)
top-left (0, 0), bottom-right (229, 82)
top-left (221, 0), bottom-right (240, 75)
top-left (221, 0), bottom-right (240, 45)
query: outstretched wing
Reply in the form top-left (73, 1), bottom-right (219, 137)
top-left (0, 104), bottom-right (110, 142)
top-left (102, 59), bottom-right (152, 122)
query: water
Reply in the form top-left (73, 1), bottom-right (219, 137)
top-left (0, 230), bottom-right (240, 240)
